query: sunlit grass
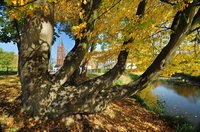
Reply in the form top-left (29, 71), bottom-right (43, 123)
top-left (0, 75), bottom-right (21, 102)
top-left (0, 75), bottom-right (22, 131)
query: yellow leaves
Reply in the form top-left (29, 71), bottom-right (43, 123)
top-left (83, 0), bottom-right (87, 5)
top-left (7, 0), bottom-right (25, 6)
top-left (54, 0), bottom-right (79, 22)
top-left (5, 0), bottom-right (199, 76)
top-left (7, 0), bottom-right (17, 5)
top-left (7, 0), bottom-right (78, 21)
top-left (6, 1), bottom-right (40, 21)
top-left (11, 0), bottom-right (17, 5)
top-left (43, 4), bottom-right (51, 17)
top-left (0, 114), bottom-right (15, 127)
top-left (79, 10), bottom-right (85, 20)
top-left (188, 0), bottom-right (193, 3)
top-left (161, 39), bottom-right (200, 77)
top-left (6, 116), bottom-right (15, 126)
top-left (72, 22), bottom-right (87, 39)
top-left (125, 43), bottom-right (137, 50)
top-left (178, 2), bottom-right (189, 11)
top-left (128, 32), bottom-right (136, 39)
top-left (47, 0), bottom-right (58, 2)
top-left (139, 85), bottom-right (159, 109)
top-left (0, 112), bottom-right (23, 131)
top-left (8, 10), bottom-right (19, 21)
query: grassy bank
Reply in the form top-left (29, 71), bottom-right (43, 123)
top-left (132, 94), bottom-right (198, 132)
top-left (107, 72), bottom-right (199, 131)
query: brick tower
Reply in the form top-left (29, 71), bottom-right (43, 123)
top-left (56, 37), bottom-right (65, 66)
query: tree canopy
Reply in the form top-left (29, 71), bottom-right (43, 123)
top-left (1, 0), bottom-right (199, 76)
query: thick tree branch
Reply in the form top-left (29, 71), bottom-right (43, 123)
top-left (190, 8), bottom-right (200, 33)
top-left (73, 0), bottom-right (147, 104)
top-left (51, 38), bottom-right (88, 84)
top-left (77, 39), bottom-right (131, 90)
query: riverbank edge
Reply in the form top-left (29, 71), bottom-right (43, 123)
top-left (132, 94), bottom-right (199, 132)
top-left (159, 73), bottom-right (200, 86)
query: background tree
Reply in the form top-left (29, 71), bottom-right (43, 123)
top-left (0, 48), bottom-right (18, 73)
top-left (0, 0), bottom-right (199, 118)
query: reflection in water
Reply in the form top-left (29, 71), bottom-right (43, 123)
top-left (161, 81), bottom-right (200, 103)
top-left (139, 84), bottom-right (159, 109)
top-left (140, 81), bottom-right (200, 125)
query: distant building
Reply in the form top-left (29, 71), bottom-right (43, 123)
top-left (87, 56), bottom-right (137, 74)
top-left (49, 37), bottom-right (66, 74)
top-left (55, 37), bottom-right (65, 67)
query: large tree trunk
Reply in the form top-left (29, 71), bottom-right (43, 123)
top-left (18, 0), bottom-right (104, 117)
top-left (19, 10), bottom-right (54, 116)
top-left (18, 0), bottom-right (199, 118)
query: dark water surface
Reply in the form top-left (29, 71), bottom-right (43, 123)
top-left (151, 81), bottom-right (200, 125)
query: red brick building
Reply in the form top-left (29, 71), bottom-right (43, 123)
top-left (56, 37), bottom-right (65, 66)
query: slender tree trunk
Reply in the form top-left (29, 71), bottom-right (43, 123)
top-left (80, 43), bottom-right (96, 78)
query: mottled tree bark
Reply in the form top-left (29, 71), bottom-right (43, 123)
top-left (19, 10), bottom-right (54, 115)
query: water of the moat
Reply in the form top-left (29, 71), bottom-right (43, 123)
top-left (148, 81), bottom-right (200, 125)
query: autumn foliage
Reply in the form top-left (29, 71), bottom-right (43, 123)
top-left (0, 0), bottom-right (199, 123)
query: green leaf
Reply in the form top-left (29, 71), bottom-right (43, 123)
top-left (29, 5), bottom-right (33, 10)
top-left (93, 10), bottom-right (98, 20)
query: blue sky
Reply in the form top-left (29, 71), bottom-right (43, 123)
top-left (0, 32), bottom-right (75, 61)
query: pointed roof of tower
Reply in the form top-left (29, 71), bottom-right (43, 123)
top-left (59, 36), bottom-right (63, 46)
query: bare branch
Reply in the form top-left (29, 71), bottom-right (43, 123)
top-left (188, 26), bottom-right (200, 35)
top-left (93, 0), bottom-right (122, 22)
top-left (151, 28), bottom-right (170, 38)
